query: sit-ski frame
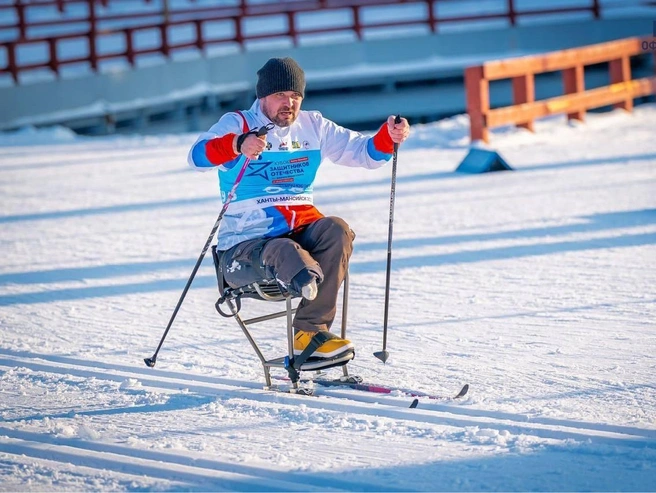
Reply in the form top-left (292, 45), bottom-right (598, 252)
top-left (214, 254), bottom-right (353, 391)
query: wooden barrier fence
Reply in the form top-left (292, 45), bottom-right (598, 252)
top-left (465, 37), bottom-right (656, 143)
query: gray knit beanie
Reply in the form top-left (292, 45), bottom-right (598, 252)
top-left (256, 57), bottom-right (306, 99)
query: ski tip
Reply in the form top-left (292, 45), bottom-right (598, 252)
top-left (373, 350), bottom-right (390, 363)
top-left (144, 357), bottom-right (156, 368)
top-left (409, 398), bottom-right (419, 409)
top-left (455, 384), bottom-right (469, 399)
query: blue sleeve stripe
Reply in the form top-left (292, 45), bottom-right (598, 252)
top-left (191, 139), bottom-right (241, 170)
top-left (191, 139), bottom-right (216, 168)
top-left (222, 157), bottom-right (240, 170)
top-left (367, 138), bottom-right (393, 161)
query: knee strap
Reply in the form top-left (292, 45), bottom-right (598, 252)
top-left (212, 246), bottom-right (230, 294)
top-left (249, 241), bottom-right (273, 281)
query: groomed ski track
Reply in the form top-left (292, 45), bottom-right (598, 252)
top-left (1, 349), bottom-right (654, 490)
top-left (2, 350), bottom-right (654, 450)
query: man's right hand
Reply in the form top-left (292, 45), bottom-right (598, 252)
top-left (234, 132), bottom-right (267, 160)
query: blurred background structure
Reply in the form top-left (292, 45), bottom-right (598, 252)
top-left (1, 0), bottom-right (655, 135)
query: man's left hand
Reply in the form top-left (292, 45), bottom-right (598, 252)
top-left (387, 115), bottom-right (410, 145)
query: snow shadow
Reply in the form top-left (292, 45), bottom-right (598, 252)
top-left (310, 448), bottom-right (656, 492)
top-left (1, 210), bottom-right (654, 306)
top-left (413, 389), bottom-right (656, 441)
top-left (0, 427), bottom-right (408, 492)
top-left (354, 208), bottom-right (656, 252)
top-left (0, 196), bottom-right (217, 224)
top-left (2, 393), bottom-right (214, 424)
top-left (316, 151), bottom-right (656, 195)
top-left (398, 297), bottom-right (656, 333)
top-left (0, 275), bottom-right (218, 306)
top-left (315, 169), bottom-right (462, 194)
top-left (2, 426), bottom-right (652, 492)
top-left (0, 258), bottom-right (201, 285)
top-left (0, 348), bottom-right (265, 393)
top-left (0, 148), bottom-right (181, 172)
top-left (352, 231), bottom-right (656, 274)
top-left (2, 427), bottom-right (653, 491)
top-left (519, 151), bottom-right (656, 172)
top-left (0, 171), bottom-right (453, 225)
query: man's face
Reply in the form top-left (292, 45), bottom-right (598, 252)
top-left (260, 91), bottom-right (303, 127)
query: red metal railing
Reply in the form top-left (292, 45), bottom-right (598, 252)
top-left (0, 0), bottom-right (613, 83)
top-left (464, 37), bottom-right (656, 143)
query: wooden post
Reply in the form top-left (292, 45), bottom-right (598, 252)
top-left (88, 0), bottom-right (98, 72)
top-left (125, 28), bottom-right (135, 66)
top-left (591, 0), bottom-right (600, 19)
top-left (234, 17), bottom-right (244, 49)
top-left (287, 11), bottom-right (297, 46)
top-left (507, 0), bottom-right (517, 26)
top-left (48, 38), bottom-right (59, 77)
top-left (562, 64), bottom-right (585, 122)
top-left (160, 24), bottom-right (169, 58)
top-left (16, 1), bottom-right (26, 41)
top-left (7, 42), bottom-right (18, 83)
top-left (427, 0), bottom-right (437, 33)
top-left (194, 20), bottom-right (204, 51)
top-left (609, 55), bottom-right (633, 112)
top-left (512, 73), bottom-right (535, 132)
top-left (352, 6), bottom-right (362, 40)
top-left (465, 66), bottom-right (490, 143)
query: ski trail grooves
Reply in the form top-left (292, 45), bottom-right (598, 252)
top-left (0, 430), bottom-right (407, 492)
top-left (1, 353), bottom-right (654, 449)
top-left (1, 435), bottom-right (300, 492)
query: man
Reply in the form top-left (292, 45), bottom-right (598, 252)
top-left (188, 57), bottom-right (410, 364)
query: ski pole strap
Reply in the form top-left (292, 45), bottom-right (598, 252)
top-left (236, 123), bottom-right (275, 153)
top-left (236, 129), bottom-right (258, 153)
top-left (293, 331), bottom-right (333, 369)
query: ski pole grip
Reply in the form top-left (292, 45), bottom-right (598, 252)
top-left (393, 115), bottom-right (402, 151)
top-left (257, 123), bottom-right (275, 137)
top-left (237, 123), bottom-right (273, 153)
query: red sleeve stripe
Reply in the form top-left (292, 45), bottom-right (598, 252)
top-left (205, 133), bottom-right (238, 165)
top-left (235, 111), bottom-right (249, 133)
top-left (372, 123), bottom-right (394, 154)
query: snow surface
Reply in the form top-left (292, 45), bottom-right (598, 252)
top-left (1, 105), bottom-right (655, 491)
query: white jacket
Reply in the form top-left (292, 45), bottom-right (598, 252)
top-left (188, 100), bottom-right (392, 250)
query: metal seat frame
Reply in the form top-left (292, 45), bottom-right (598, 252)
top-left (211, 246), bottom-right (352, 390)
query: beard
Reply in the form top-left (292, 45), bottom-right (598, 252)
top-left (263, 104), bottom-right (297, 127)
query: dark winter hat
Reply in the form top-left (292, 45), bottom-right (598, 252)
top-left (256, 57), bottom-right (306, 99)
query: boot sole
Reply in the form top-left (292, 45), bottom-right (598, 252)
top-left (297, 350), bottom-right (355, 371)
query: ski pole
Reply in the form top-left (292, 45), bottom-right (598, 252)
top-left (374, 115), bottom-right (402, 364)
top-left (144, 123), bottom-right (273, 368)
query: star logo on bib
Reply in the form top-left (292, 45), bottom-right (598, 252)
top-left (246, 161), bottom-right (274, 180)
